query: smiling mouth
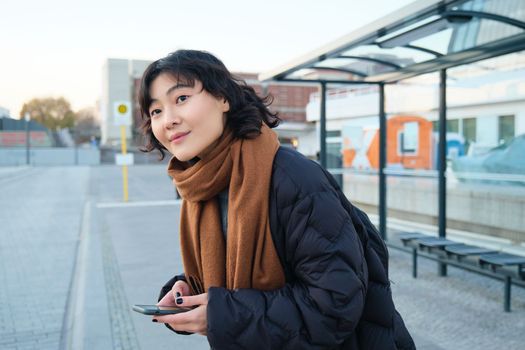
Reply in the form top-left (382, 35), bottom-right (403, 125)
top-left (171, 132), bottom-right (190, 143)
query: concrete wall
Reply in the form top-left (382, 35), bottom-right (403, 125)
top-left (516, 110), bottom-right (525, 135)
top-left (343, 173), bottom-right (525, 242)
top-left (477, 115), bottom-right (499, 147)
top-left (0, 148), bottom-right (100, 166)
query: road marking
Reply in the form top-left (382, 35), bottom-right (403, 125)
top-left (96, 199), bottom-right (181, 208)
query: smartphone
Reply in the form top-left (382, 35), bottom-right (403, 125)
top-left (132, 304), bottom-right (192, 315)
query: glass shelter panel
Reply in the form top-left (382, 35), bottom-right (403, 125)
top-left (455, 0), bottom-right (525, 24)
top-left (342, 45), bottom-right (436, 68)
top-left (383, 74), bottom-right (440, 240)
top-left (447, 52), bottom-right (525, 245)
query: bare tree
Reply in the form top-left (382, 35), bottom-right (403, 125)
top-left (20, 97), bottom-right (75, 130)
top-left (73, 107), bottom-right (100, 144)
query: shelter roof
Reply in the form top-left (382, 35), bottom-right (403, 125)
top-left (259, 0), bottom-right (525, 84)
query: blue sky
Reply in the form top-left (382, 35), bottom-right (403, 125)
top-left (0, 0), bottom-right (415, 117)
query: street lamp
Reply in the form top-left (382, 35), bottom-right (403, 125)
top-left (24, 112), bottom-right (31, 165)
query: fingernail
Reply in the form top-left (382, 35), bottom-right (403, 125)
top-left (176, 292), bottom-right (181, 298)
top-left (152, 319), bottom-right (158, 323)
top-left (176, 298), bottom-right (183, 305)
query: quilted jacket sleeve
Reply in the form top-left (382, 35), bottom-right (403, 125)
top-left (206, 188), bottom-right (368, 349)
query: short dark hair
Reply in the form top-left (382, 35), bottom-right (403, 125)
top-left (138, 49), bottom-right (280, 160)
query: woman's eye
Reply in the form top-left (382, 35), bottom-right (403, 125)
top-left (150, 108), bottom-right (161, 116)
top-left (176, 95), bottom-right (189, 104)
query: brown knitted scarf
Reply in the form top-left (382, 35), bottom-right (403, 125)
top-left (167, 124), bottom-right (286, 294)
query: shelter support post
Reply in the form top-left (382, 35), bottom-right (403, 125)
top-left (379, 83), bottom-right (387, 240)
top-left (438, 69), bottom-right (447, 276)
top-left (319, 82), bottom-right (327, 169)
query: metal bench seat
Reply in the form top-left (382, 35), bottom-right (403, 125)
top-left (445, 244), bottom-right (498, 256)
top-left (416, 237), bottom-right (462, 249)
top-left (479, 253), bottom-right (525, 267)
top-left (397, 233), bottom-right (525, 312)
top-left (477, 253), bottom-right (525, 312)
top-left (398, 232), bottom-right (428, 245)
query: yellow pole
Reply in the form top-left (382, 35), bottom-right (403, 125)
top-left (120, 125), bottom-right (129, 202)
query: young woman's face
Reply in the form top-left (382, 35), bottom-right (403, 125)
top-left (149, 73), bottom-right (230, 161)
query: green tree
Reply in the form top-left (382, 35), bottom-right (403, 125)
top-left (20, 97), bottom-right (76, 130)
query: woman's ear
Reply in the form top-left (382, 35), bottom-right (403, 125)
top-left (222, 99), bottom-right (230, 112)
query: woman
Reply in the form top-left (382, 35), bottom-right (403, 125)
top-left (139, 49), bottom-right (415, 350)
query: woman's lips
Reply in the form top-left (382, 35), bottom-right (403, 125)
top-left (171, 131), bottom-right (190, 144)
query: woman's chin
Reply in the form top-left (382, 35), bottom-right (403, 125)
top-left (174, 152), bottom-right (197, 162)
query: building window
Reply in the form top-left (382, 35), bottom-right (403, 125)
top-left (326, 130), bottom-right (341, 138)
top-left (447, 119), bottom-right (459, 133)
top-left (498, 115), bottom-right (515, 144)
top-left (462, 117), bottom-right (476, 153)
top-left (432, 119), bottom-right (459, 133)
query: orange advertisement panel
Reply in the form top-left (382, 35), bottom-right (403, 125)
top-left (386, 116), bottom-right (433, 170)
top-left (342, 115), bottom-right (433, 170)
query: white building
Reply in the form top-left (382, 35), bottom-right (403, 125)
top-left (0, 106), bottom-right (10, 118)
top-left (306, 56), bottom-right (525, 162)
top-left (100, 59), bottom-right (151, 146)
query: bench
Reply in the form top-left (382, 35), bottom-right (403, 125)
top-left (397, 232), bottom-right (525, 312)
top-left (445, 244), bottom-right (498, 260)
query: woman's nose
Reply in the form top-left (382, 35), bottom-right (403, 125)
top-left (164, 108), bottom-right (181, 128)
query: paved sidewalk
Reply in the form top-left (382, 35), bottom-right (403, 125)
top-left (1, 164), bottom-right (524, 349)
top-left (390, 247), bottom-right (525, 349)
top-left (0, 167), bottom-right (90, 350)
top-left (74, 165), bottom-right (209, 349)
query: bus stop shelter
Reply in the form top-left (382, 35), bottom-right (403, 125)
top-left (259, 0), bottom-right (525, 248)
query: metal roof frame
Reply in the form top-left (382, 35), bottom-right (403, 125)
top-left (259, 0), bottom-right (525, 84)
top-left (259, 0), bottom-right (525, 246)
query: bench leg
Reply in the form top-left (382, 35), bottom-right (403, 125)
top-left (412, 248), bottom-right (418, 278)
top-left (438, 262), bottom-right (447, 277)
top-left (504, 276), bottom-right (511, 312)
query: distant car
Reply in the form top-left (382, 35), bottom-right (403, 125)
top-left (452, 134), bottom-right (525, 184)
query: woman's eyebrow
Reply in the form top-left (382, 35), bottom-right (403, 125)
top-left (166, 83), bottom-right (193, 96)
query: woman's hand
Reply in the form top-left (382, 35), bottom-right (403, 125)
top-left (158, 280), bottom-right (192, 308)
top-left (153, 292), bottom-right (208, 335)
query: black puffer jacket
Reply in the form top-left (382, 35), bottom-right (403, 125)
top-left (160, 147), bottom-right (415, 349)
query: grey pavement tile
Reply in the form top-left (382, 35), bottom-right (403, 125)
top-left (0, 337), bottom-right (16, 346)
top-left (1, 167), bottom-right (90, 350)
top-left (389, 248), bottom-right (525, 349)
top-left (3, 164), bottom-right (524, 350)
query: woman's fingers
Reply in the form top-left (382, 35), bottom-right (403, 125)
top-left (170, 280), bottom-right (191, 305)
top-left (152, 288), bottom-right (209, 334)
top-left (153, 304), bottom-right (208, 335)
top-left (172, 280), bottom-right (191, 297)
top-left (157, 291), bottom-right (175, 306)
top-left (153, 293), bottom-right (207, 323)
top-left (153, 309), bottom-right (194, 325)
top-left (173, 293), bottom-right (208, 307)
top-left (157, 280), bottom-right (191, 307)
